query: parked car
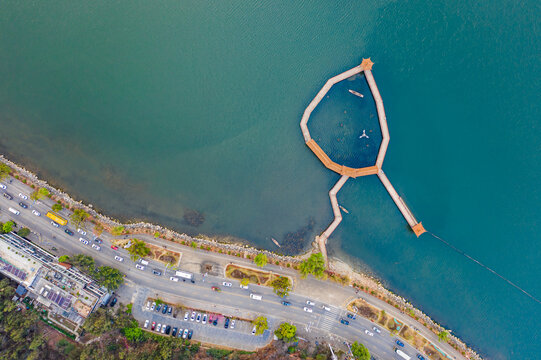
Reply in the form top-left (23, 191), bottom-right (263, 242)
top-left (135, 264), bottom-right (145, 270)
top-left (184, 312), bottom-right (189, 321)
top-left (177, 328), bottom-right (183, 338)
top-left (77, 228), bottom-right (87, 236)
top-left (190, 311), bottom-right (196, 321)
top-left (168, 306), bottom-right (172, 315)
top-left (91, 244), bottom-right (101, 251)
top-left (94, 238), bottom-right (103, 244)
top-left (114, 255), bottom-right (124, 262)
top-left (340, 318), bottom-right (349, 325)
top-left (150, 303), bottom-right (156, 311)
top-left (230, 319), bottom-right (235, 329)
top-left (281, 301), bottom-right (291, 306)
top-left (165, 325), bottom-right (171, 335)
top-left (182, 329), bottom-right (189, 339)
top-left (110, 297), bottom-right (117, 307)
top-left (156, 324), bottom-right (161, 332)
top-left (0, 184), bottom-right (6, 189)
top-left (144, 320), bottom-right (149, 328)
top-left (162, 305), bottom-right (168, 314)
top-left (111, 245), bottom-right (119, 250)
top-left (196, 313), bottom-right (201, 322)
top-left (50, 221), bottom-right (59, 228)
top-left (396, 340), bottom-right (405, 347)
top-left (251, 326), bottom-right (257, 335)
top-left (146, 301), bottom-right (151, 310)
top-left (224, 317), bottom-right (230, 329)
top-left (172, 327), bottom-right (178, 337)
top-left (32, 210), bottom-right (41, 216)
top-left (155, 304), bottom-right (161, 312)
top-left (161, 325), bottom-right (166, 334)
top-left (18, 193), bottom-right (28, 200)
top-left (187, 330), bottom-right (193, 339)
top-left (202, 313), bottom-right (207, 324)
top-left (222, 281), bottom-right (232, 287)
top-left (303, 307), bottom-right (313, 313)
top-left (18, 202), bottom-right (28, 209)
top-left (79, 238), bottom-right (89, 245)
top-left (212, 318), bottom-right (218, 326)
top-left (151, 321), bottom-right (156, 330)
top-left (306, 300), bottom-right (315, 306)
top-left (64, 229), bottom-right (74, 235)
top-left (3, 193), bottom-right (13, 200)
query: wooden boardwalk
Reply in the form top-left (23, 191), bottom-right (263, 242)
top-left (300, 58), bottom-right (425, 263)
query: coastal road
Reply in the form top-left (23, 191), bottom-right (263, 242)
top-left (0, 177), bottom-right (446, 359)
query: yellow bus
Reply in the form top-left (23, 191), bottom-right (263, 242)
top-left (46, 212), bottom-right (68, 226)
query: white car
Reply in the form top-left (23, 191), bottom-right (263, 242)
top-left (114, 255), bottom-right (124, 262)
top-left (0, 184), bottom-right (6, 189)
top-left (190, 311), bottom-right (196, 321)
top-left (77, 228), bottom-right (87, 236)
top-left (79, 238), bottom-right (89, 245)
top-left (372, 326), bottom-right (381, 334)
top-left (230, 320), bottom-right (235, 329)
top-left (150, 303), bottom-right (156, 311)
top-left (182, 329), bottom-right (189, 339)
top-left (31, 210), bottom-right (41, 216)
top-left (251, 326), bottom-right (257, 335)
top-left (135, 264), bottom-right (145, 270)
top-left (161, 326), bottom-right (166, 334)
top-left (306, 300), bottom-right (315, 306)
top-left (196, 313), bottom-right (201, 323)
top-left (202, 314), bottom-right (207, 324)
top-left (222, 282), bottom-right (232, 287)
top-left (364, 330), bottom-right (374, 336)
top-left (240, 284), bottom-right (249, 290)
top-left (156, 324), bottom-right (161, 332)
top-left (303, 307), bottom-right (313, 313)
top-left (144, 320), bottom-right (149, 328)
top-left (146, 301), bottom-right (151, 310)
top-left (51, 221), bottom-right (59, 228)
top-left (91, 244), bottom-right (101, 251)
top-left (18, 193), bottom-right (28, 200)
top-left (184, 312), bottom-right (189, 321)
top-left (169, 276), bottom-right (179, 282)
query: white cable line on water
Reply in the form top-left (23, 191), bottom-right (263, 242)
top-left (428, 232), bottom-right (541, 305)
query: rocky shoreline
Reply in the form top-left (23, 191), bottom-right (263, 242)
top-left (0, 154), bottom-right (482, 360)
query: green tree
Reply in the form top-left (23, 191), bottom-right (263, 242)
top-left (83, 308), bottom-right (114, 335)
top-left (123, 324), bottom-right (145, 342)
top-left (17, 227), bottom-right (30, 238)
top-left (270, 276), bottom-right (291, 297)
top-left (30, 187), bottom-right (49, 201)
top-left (71, 254), bottom-right (95, 274)
top-left (299, 252), bottom-right (326, 279)
top-left (52, 203), bottom-right (63, 212)
top-left (350, 341), bottom-right (370, 360)
top-left (438, 330), bottom-right (449, 342)
top-left (70, 208), bottom-right (89, 229)
top-left (58, 255), bottom-right (70, 263)
top-left (252, 316), bottom-right (268, 335)
top-left (254, 253), bottom-right (268, 267)
top-left (154, 231), bottom-right (160, 238)
top-left (274, 322), bottom-right (297, 342)
top-left (93, 222), bottom-right (104, 236)
top-left (0, 163), bottom-right (11, 180)
top-left (95, 266), bottom-right (124, 290)
top-left (3, 221), bottom-right (14, 233)
top-left (111, 225), bottom-right (125, 236)
top-left (126, 239), bottom-right (151, 261)
top-left (241, 278), bottom-right (250, 286)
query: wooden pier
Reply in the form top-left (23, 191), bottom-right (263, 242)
top-left (300, 58), bottom-right (425, 262)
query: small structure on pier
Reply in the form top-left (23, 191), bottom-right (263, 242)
top-left (300, 58), bottom-right (425, 262)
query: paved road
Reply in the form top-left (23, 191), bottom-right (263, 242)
top-left (0, 177), bottom-right (448, 359)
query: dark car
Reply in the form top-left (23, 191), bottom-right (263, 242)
top-left (162, 305), bottom-right (168, 314)
top-left (3, 193), bottom-right (13, 200)
top-left (346, 313), bottom-right (356, 320)
top-left (281, 301), bottom-right (291, 306)
top-left (417, 355), bottom-right (426, 360)
top-left (109, 297), bottom-right (117, 307)
top-left (18, 202), bottom-right (28, 209)
top-left (224, 317), bottom-right (230, 329)
top-left (155, 304), bottom-right (161, 312)
top-left (153, 269), bottom-right (162, 276)
top-left (94, 238), bottom-right (103, 244)
top-left (172, 327), bottom-right (178, 337)
top-left (165, 325), bottom-right (171, 335)
top-left (340, 318), bottom-right (349, 325)
top-left (212, 319), bottom-right (218, 326)
top-left (64, 229), bottom-right (74, 236)
top-left (396, 340), bottom-right (404, 347)
top-left (167, 306), bottom-right (173, 314)
top-left (187, 330), bottom-right (193, 339)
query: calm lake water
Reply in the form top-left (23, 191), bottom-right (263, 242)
top-left (1, 2), bottom-right (539, 358)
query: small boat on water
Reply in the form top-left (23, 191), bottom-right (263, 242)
top-left (339, 205), bottom-right (349, 214)
top-left (348, 89), bottom-right (364, 98)
top-left (271, 238), bottom-right (281, 248)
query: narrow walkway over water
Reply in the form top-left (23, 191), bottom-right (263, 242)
top-left (301, 58), bottom-right (425, 263)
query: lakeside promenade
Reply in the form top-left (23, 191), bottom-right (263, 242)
top-left (300, 58), bottom-right (425, 262)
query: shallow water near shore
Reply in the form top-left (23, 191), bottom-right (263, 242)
top-left (1, 1), bottom-right (540, 358)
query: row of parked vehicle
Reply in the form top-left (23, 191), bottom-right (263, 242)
top-left (144, 319), bottom-right (193, 339)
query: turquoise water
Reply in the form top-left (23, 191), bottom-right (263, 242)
top-left (1, 2), bottom-right (539, 358)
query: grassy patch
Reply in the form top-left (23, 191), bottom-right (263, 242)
top-left (225, 264), bottom-right (283, 286)
top-left (112, 239), bottom-right (181, 266)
